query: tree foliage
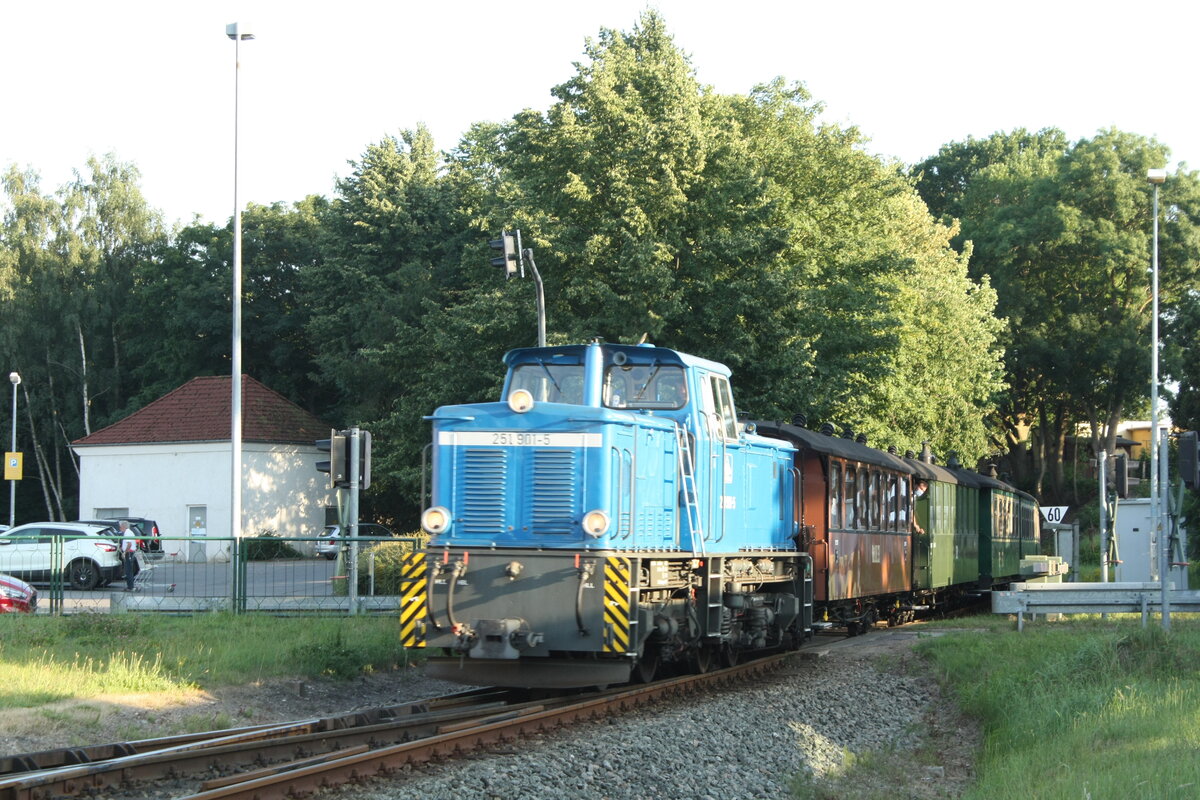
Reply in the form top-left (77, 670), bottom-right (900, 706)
top-left (914, 130), bottom-right (1200, 499)
top-left (9, 12), bottom-right (1194, 526)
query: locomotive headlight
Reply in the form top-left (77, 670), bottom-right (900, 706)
top-left (422, 506), bottom-right (451, 535)
top-left (507, 389), bottom-right (535, 413)
top-left (582, 509), bottom-right (610, 538)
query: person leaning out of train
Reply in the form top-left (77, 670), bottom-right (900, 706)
top-left (911, 479), bottom-right (929, 536)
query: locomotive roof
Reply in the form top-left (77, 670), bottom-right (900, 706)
top-left (756, 421), bottom-right (1033, 499)
top-left (503, 343), bottom-right (731, 376)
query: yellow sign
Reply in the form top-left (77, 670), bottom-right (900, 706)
top-left (4, 452), bottom-right (22, 481)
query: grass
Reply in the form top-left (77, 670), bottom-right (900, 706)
top-left (915, 617), bottom-right (1200, 800)
top-left (0, 613), bottom-right (412, 710)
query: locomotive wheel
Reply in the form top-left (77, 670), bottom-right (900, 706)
top-left (719, 642), bottom-right (739, 668)
top-left (633, 646), bottom-right (659, 684)
top-left (688, 643), bottom-right (713, 674)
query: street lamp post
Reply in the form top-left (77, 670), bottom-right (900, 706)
top-left (8, 371), bottom-right (19, 527)
top-left (1147, 167), bottom-right (1168, 630)
top-left (226, 22), bottom-right (253, 544)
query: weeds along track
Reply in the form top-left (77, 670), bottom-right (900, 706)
top-left (0, 654), bottom-right (802, 800)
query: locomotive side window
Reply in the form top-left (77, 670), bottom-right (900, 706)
top-left (510, 363), bottom-right (585, 404)
top-left (829, 464), bottom-right (842, 529)
top-left (707, 375), bottom-right (738, 440)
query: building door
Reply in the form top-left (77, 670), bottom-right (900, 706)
top-left (188, 506), bottom-right (207, 563)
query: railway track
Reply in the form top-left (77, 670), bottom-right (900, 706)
top-left (0, 653), bottom-right (799, 800)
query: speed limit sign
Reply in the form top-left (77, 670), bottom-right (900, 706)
top-left (1040, 506), bottom-right (1069, 523)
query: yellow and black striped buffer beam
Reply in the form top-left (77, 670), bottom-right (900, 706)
top-left (399, 551), bottom-right (427, 648)
top-left (603, 556), bottom-right (632, 654)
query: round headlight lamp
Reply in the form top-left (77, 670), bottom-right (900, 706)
top-left (422, 506), bottom-right (451, 535)
top-left (507, 389), bottom-right (535, 413)
top-left (582, 509), bottom-right (611, 538)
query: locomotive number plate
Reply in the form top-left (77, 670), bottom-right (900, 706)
top-left (439, 431), bottom-right (603, 447)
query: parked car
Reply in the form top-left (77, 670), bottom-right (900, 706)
top-left (0, 573), bottom-right (36, 613)
top-left (0, 522), bottom-right (123, 590)
top-left (76, 517), bottom-right (162, 557)
top-left (314, 523), bottom-right (395, 559)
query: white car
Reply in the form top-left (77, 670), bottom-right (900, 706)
top-left (314, 523), bottom-right (395, 559)
top-left (0, 522), bottom-right (124, 590)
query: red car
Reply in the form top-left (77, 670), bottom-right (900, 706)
top-left (0, 573), bottom-right (36, 613)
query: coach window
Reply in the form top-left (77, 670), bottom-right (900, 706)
top-left (844, 467), bottom-right (856, 529)
top-left (829, 464), bottom-right (842, 529)
top-left (883, 474), bottom-right (892, 532)
top-left (870, 471), bottom-right (882, 530)
top-left (856, 467), bottom-right (868, 530)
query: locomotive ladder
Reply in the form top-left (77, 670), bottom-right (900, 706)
top-left (674, 422), bottom-right (705, 557)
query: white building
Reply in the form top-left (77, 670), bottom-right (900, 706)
top-left (72, 376), bottom-right (334, 561)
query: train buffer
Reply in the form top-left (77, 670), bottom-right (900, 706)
top-left (992, 582), bottom-right (1200, 632)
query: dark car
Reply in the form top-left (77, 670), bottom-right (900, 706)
top-left (76, 517), bottom-right (163, 558)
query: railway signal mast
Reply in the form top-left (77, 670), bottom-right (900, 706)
top-left (489, 230), bottom-right (546, 347)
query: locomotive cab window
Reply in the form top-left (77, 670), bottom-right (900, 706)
top-left (509, 362), bottom-right (585, 404)
top-left (603, 364), bottom-right (688, 410)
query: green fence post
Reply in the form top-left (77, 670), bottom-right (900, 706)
top-left (50, 535), bottom-right (63, 615)
top-left (235, 537), bottom-right (248, 613)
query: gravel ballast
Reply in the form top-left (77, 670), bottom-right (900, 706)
top-left (320, 631), bottom-right (972, 800)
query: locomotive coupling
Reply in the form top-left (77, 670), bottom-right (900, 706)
top-left (469, 619), bottom-right (543, 660)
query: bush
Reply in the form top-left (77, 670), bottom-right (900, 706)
top-left (331, 534), bottom-right (430, 596)
top-left (244, 531), bottom-right (304, 561)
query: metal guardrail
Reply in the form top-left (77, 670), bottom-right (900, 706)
top-left (992, 581), bottom-right (1200, 631)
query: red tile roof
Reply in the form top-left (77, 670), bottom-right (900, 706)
top-left (73, 376), bottom-right (330, 446)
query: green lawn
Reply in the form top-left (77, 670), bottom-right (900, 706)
top-left (0, 613), bottom-right (409, 709)
top-left (917, 617), bottom-right (1200, 800)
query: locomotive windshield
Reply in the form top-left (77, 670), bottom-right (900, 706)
top-left (603, 364), bottom-right (688, 410)
top-left (509, 362), bottom-right (586, 404)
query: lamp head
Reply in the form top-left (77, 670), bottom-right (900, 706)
top-left (226, 22), bottom-right (255, 40)
top-left (8, 372), bottom-right (19, 386)
top-left (1147, 168), bottom-right (1168, 185)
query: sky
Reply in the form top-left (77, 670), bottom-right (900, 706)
top-left (4, 0), bottom-right (1197, 227)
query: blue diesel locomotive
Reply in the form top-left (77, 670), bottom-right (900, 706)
top-left (403, 341), bottom-right (812, 688)
top-left (401, 341), bottom-right (1040, 688)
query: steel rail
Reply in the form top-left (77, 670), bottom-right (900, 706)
top-left (176, 654), bottom-right (793, 800)
top-left (0, 655), bottom-right (792, 800)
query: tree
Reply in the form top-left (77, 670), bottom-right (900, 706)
top-left (453, 13), bottom-right (1005, 462)
top-left (303, 126), bottom-right (469, 522)
top-left (915, 130), bottom-right (1200, 499)
top-left (0, 156), bottom-right (165, 521)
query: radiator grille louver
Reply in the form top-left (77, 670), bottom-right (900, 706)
top-left (459, 449), bottom-right (508, 536)
top-left (456, 447), bottom-right (580, 537)
top-left (531, 450), bottom-right (578, 534)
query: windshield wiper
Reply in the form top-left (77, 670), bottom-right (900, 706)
top-left (633, 363), bottom-right (662, 402)
top-left (536, 359), bottom-right (562, 394)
